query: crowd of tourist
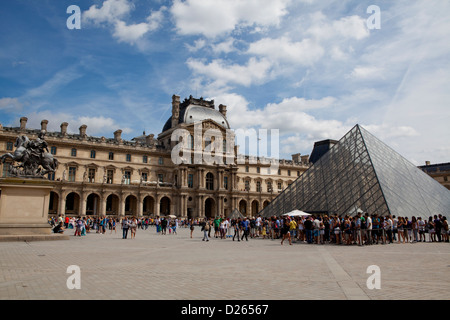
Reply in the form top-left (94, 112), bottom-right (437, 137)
top-left (48, 212), bottom-right (449, 245)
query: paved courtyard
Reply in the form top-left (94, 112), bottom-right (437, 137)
top-left (0, 226), bottom-right (449, 300)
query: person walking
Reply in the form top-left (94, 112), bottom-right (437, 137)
top-left (202, 218), bottom-right (210, 241)
top-left (122, 217), bottom-right (130, 239)
top-left (232, 218), bottom-right (241, 241)
top-left (241, 217), bottom-right (250, 241)
top-left (190, 219), bottom-right (195, 238)
top-left (130, 217), bottom-right (137, 239)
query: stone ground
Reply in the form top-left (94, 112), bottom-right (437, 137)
top-left (0, 226), bottom-right (449, 300)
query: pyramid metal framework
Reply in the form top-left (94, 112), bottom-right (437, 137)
top-left (260, 125), bottom-right (450, 220)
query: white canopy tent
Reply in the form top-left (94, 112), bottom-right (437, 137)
top-left (282, 209), bottom-right (311, 217)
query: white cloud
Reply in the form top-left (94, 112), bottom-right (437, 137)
top-left (306, 12), bottom-right (369, 41)
top-left (211, 38), bottom-right (236, 54)
top-left (187, 57), bottom-right (272, 87)
top-left (83, 0), bottom-right (133, 24)
top-left (247, 36), bottom-right (324, 66)
top-left (185, 39), bottom-right (206, 52)
top-left (350, 66), bottom-right (385, 80)
top-left (113, 20), bottom-right (152, 44)
top-left (0, 98), bottom-right (23, 111)
top-left (170, 0), bottom-right (291, 38)
top-left (83, 0), bottom-right (165, 45)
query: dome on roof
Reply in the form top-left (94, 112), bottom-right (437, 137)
top-left (162, 104), bottom-right (230, 132)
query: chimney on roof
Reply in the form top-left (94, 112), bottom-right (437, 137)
top-left (172, 95), bottom-right (180, 128)
top-left (60, 122), bottom-right (68, 136)
top-left (20, 117), bottom-right (28, 131)
top-left (41, 120), bottom-right (48, 131)
top-left (219, 104), bottom-right (227, 118)
top-left (114, 129), bottom-right (122, 143)
top-left (79, 124), bottom-right (87, 138)
top-left (425, 161), bottom-right (431, 166)
top-left (291, 153), bottom-right (301, 163)
top-left (301, 155), bottom-right (309, 164)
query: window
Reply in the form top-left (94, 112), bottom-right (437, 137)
top-left (141, 172), bottom-right (148, 182)
top-left (126, 154), bottom-right (131, 162)
top-left (278, 169), bottom-right (281, 175)
top-left (48, 172), bottom-right (55, 181)
top-left (267, 181), bottom-right (273, 192)
top-left (123, 171), bottom-right (131, 185)
top-left (278, 182), bottom-right (282, 190)
top-left (223, 139), bottom-right (227, 153)
top-left (256, 181), bottom-right (261, 192)
top-left (108, 152), bottom-right (114, 160)
top-left (90, 150), bottom-right (96, 159)
top-left (206, 172), bottom-right (214, 190)
top-left (245, 180), bottom-right (250, 191)
top-left (245, 166), bottom-right (249, 173)
top-left (188, 174), bottom-right (194, 188)
top-left (106, 170), bottom-right (114, 184)
top-left (2, 162), bottom-right (11, 177)
top-left (257, 167), bottom-right (260, 173)
top-left (6, 142), bottom-right (13, 151)
top-left (158, 157), bottom-right (164, 165)
top-left (71, 148), bottom-right (77, 157)
top-left (88, 168), bottom-right (95, 183)
top-left (224, 176), bottom-right (228, 190)
top-left (68, 167), bottom-right (76, 182)
top-left (50, 146), bottom-right (57, 155)
top-left (288, 170), bottom-right (291, 176)
top-left (297, 170), bottom-right (300, 177)
top-left (158, 174), bottom-right (164, 183)
top-left (143, 155), bottom-right (148, 163)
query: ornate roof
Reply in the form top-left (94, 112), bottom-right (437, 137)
top-left (162, 96), bottom-right (230, 132)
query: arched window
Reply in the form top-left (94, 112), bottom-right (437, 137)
top-left (206, 172), bottom-right (214, 190)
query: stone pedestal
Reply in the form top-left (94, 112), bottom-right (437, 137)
top-left (0, 178), bottom-right (68, 241)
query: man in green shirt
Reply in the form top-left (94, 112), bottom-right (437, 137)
top-left (214, 217), bottom-right (221, 238)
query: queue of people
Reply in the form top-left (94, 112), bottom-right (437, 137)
top-left (48, 213), bottom-right (449, 245)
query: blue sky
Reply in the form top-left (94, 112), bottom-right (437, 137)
top-left (0, 0), bottom-right (449, 165)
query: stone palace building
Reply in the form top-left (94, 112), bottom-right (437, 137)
top-left (0, 95), bottom-right (311, 219)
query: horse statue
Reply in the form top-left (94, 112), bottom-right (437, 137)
top-left (1, 131), bottom-right (59, 178)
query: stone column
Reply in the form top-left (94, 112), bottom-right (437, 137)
top-left (59, 191), bottom-right (66, 216)
top-left (137, 194), bottom-right (143, 217)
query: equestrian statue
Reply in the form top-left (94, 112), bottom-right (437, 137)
top-left (1, 130), bottom-right (59, 178)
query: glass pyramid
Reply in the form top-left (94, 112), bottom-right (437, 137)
top-left (260, 125), bottom-right (450, 219)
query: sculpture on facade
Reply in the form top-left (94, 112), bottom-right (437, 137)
top-left (0, 130), bottom-right (59, 178)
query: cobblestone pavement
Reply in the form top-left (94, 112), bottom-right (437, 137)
top-left (0, 226), bottom-right (449, 300)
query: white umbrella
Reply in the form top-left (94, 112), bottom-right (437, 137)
top-left (282, 209), bottom-right (310, 217)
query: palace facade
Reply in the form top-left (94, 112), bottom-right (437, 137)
top-left (0, 95), bottom-right (310, 219)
